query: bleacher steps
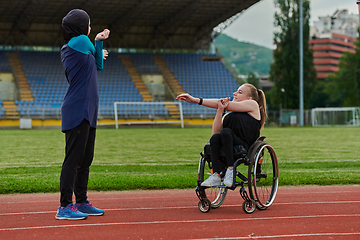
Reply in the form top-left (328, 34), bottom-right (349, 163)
top-left (6, 52), bottom-right (35, 101)
top-left (164, 104), bottom-right (180, 118)
top-left (152, 55), bottom-right (184, 96)
top-left (153, 55), bottom-right (182, 118)
top-left (119, 55), bottom-right (154, 101)
top-left (2, 100), bottom-right (19, 119)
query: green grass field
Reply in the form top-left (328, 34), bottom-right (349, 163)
top-left (0, 127), bottom-right (359, 194)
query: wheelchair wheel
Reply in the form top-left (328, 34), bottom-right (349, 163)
top-left (198, 156), bottom-right (227, 209)
top-left (242, 199), bottom-right (256, 214)
top-left (248, 141), bottom-right (279, 210)
top-left (198, 199), bottom-right (211, 213)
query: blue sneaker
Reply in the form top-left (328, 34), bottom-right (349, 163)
top-left (75, 200), bottom-right (105, 216)
top-left (55, 204), bottom-right (88, 220)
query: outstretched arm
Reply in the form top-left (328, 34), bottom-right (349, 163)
top-left (176, 93), bottom-right (228, 109)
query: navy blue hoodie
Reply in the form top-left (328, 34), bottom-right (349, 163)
top-left (60, 9), bottom-right (103, 132)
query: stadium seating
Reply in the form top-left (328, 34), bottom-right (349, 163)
top-left (0, 52), bottom-right (11, 116)
top-left (0, 100), bottom-right (3, 116)
top-left (130, 53), bottom-right (161, 74)
top-left (0, 50), bottom-right (238, 119)
top-left (0, 51), bottom-right (11, 71)
top-left (18, 51), bottom-right (65, 118)
top-left (97, 54), bottom-right (143, 116)
top-left (163, 53), bottom-right (238, 116)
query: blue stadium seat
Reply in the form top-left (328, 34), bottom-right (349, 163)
top-left (162, 53), bottom-right (237, 115)
top-left (10, 50), bottom-right (237, 118)
top-left (0, 51), bottom-right (12, 71)
top-left (129, 53), bottom-right (161, 74)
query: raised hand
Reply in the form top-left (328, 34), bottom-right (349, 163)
top-left (220, 97), bottom-right (230, 105)
top-left (217, 99), bottom-right (228, 110)
top-left (176, 93), bottom-right (194, 103)
top-left (95, 29), bottom-right (110, 41)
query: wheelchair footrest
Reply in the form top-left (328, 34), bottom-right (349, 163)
top-left (195, 185), bottom-right (207, 201)
top-left (239, 186), bottom-right (251, 202)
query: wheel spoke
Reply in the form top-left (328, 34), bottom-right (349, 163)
top-left (199, 157), bottom-right (227, 209)
top-left (249, 142), bottom-right (279, 209)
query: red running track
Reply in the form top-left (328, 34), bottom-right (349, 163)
top-left (0, 185), bottom-right (359, 240)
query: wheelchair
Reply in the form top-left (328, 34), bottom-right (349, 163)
top-left (195, 136), bottom-right (279, 214)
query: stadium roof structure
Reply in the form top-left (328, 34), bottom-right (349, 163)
top-left (0, 0), bottom-right (259, 51)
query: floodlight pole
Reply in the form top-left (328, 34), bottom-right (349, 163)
top-left (357, 1), bottom-right (360, 26)
top-left (299, 0), bottom-right (304, 126)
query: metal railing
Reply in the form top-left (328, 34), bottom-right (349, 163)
top-left (0, 105), bottom-right (314, 127)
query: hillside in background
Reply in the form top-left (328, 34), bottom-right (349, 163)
top-left (215, 34), bottom-right (273, 77)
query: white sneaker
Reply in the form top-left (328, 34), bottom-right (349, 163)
top-left (201, 173), bottom-right (221, 187)
top-left (223, 168), bottom-right (234, 187)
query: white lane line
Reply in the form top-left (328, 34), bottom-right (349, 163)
top-left (275, 200), bottom-right (360, 205)
top-left (1, 213), bottom-right (360, 231)
top-left (0, 195), bottom-right (190, 205)
top-left (1, 200), bottom-right (360, 216)
top-left (0, 206), bottom-right (196, 216)
top-left (1, 191), bottom-right (359, 205)
top-left (278, 190), bottom-right (360, 195)
top-left (0, 211), bottom-right (56, 216)
top-left (186, 232), bottom-right (360, 240)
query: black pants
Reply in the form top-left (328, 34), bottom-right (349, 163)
top-left (60, 119), bottom-right (96, 207)
top-left (210, 128), bottom-right (247, 174)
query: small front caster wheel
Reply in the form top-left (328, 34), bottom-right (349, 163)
top-left (243, 199), bottom-right (256, 214)
top-left (198, 199), bottom-right (211, 213)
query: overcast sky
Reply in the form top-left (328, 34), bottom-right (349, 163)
top-left (222, 0), bottom-right (358, 49)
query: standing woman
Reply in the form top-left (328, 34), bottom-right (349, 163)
top-left (56, 9), bottom-right (110, 220)
top-left (176, 83), bottom-right (266, 187)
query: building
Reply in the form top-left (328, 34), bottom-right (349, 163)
top-left (309, 9), bottom-right (358, 80)
top-left (309, 33), bottom-right (357, 80)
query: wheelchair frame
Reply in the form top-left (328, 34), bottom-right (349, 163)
top-left (195, 136), bottom-right (279, 214)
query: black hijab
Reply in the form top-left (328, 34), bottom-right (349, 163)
top-left (62, 9), bottom-right (90, 43)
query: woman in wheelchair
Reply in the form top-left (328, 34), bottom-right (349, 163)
top-left (176, 83), bottom-right (267, 188)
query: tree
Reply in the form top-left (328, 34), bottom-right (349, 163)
top-left (308, 81), bottom-right (339, 108)
top-left (269, 0), bottom-right (317, 109)
top-left (324, 35), bottom-right (360, 107)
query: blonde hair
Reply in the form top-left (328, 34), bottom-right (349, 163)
top-left (243, 83), bottom-right (267, 129)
